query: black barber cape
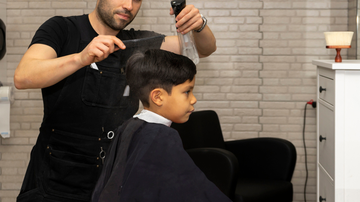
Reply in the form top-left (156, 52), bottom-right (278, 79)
top-left (91, 118), bottom-right (232, 202)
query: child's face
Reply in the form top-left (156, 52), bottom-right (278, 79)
top-left (161, 78), bottom-right (197, 123)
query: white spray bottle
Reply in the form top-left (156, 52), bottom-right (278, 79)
top-left (171, 0), bottom-right (199, 65)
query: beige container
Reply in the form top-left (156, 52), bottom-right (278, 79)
top-left (324, 31), bottom-right (354, 47)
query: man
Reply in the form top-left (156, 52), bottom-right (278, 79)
top-left (14, 0), bottom-right (216, 202)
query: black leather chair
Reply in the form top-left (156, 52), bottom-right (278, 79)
top-left (187, 148), bottom-right (239, 200)
top-left (171, 110), bottom-right (297, 202)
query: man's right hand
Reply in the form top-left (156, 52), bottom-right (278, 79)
top-left (77, 35), bottom-right (125, 67)
top-left (14, 35), bottom-right (125, 89)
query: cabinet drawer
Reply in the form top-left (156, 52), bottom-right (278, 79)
top-left (319, 103), bottom-right (335, 178)
top-left (319, 75), bottom-right (335, 105)
top-left (319, 166), bottom-right (334, 202)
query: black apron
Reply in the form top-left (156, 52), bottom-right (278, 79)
top-left (17, 15), bottom-right (164, 202)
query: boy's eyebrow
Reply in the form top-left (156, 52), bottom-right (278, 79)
top-left (186, 84), bottom-right (194, 89)
top-left (186, 86), bottom-right (194, 92)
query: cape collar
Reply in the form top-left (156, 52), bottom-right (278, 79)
top-left (133, 109), bottom-right (172, 127)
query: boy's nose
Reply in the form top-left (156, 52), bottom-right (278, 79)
top-left (191, 95), bottom-right (197, 105)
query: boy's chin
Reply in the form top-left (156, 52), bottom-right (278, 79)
top-left (172, 117), bottom-right (190, 124)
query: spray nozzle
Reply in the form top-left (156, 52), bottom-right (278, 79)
top-left (171, 0), bottom-right (185, 17)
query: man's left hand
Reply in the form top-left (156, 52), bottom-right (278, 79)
top-left (170, 5), bottom-right (203, 35)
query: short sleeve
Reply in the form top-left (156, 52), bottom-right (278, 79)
top-left (30, 16), bottom-right (68, 56)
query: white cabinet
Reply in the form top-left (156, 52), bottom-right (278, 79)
top-left (313, 60), bottom-right (360, 202)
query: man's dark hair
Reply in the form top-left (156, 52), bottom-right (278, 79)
top-left (126, 49), bottom-right (197, 107)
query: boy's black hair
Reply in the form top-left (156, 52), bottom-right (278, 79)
top-left (126, 49), bottom-right (197, 107)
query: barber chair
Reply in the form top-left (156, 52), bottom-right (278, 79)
top-left (171, 110), bottom-right (297, 202)
top-left (187, 147), bottom-right (239, 200)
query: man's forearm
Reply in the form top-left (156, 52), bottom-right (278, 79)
top-left (15, 36), bottom-right (124, 89)
top-left (14, 45), bottom-right (84, 89)
top-left (193, 25), bottom-right (217, 58)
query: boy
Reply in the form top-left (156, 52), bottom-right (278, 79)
top-left (91, 49), bottom-right (232, 202)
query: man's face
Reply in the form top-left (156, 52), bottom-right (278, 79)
top-left (97, 0), bottom-right (142, 31)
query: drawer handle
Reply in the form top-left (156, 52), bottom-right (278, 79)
top-left (319, 135), bottom-right (326, 142)
top-left (319, 86), bottom-right (326, 93)
top-left (319, 196), bottom-right (326, 202)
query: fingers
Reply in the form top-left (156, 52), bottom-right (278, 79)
top-left (174, 5), bottom-right (202, 34)
top-left (169, 7), bottom-right (174, 15)
top-left (95, 35), bottom-right (125, 53)
top-left (112, 37), bottom-right (126, 50)
top-left (81, 35), bottom-right (126, 65)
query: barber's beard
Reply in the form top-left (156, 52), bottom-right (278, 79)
top-left (97, 5), bottom-right (135, 31)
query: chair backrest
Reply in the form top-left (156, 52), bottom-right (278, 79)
top-left (187, 148), bottom-right (239, 200)
top-left (171, 110), bottom-right (226, 150)
top-left (226, 137), bottom-right (297, 181)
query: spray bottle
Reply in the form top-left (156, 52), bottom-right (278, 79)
top-left (171, 0), bottom-right (199, 65)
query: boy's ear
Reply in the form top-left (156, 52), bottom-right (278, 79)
top-left (150, 88), bottom-right (164, 107)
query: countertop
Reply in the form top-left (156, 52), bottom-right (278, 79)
top-left (312, 60), bottom-right (360, 70)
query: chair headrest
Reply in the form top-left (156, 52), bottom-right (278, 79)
top-left (0, 19), bottom-right (6, 60)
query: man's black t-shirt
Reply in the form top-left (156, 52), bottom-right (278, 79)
top-left (30, 15), bottom-right (165, 127)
